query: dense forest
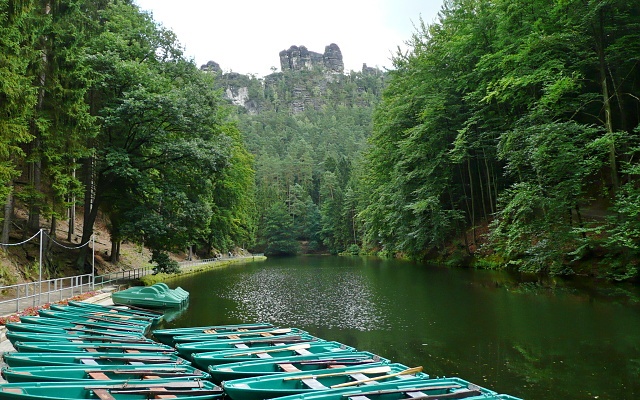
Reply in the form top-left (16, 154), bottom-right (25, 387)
top-left (0, 0), bottom-right (255, 277)
top-left (359, 0), bottom-right (640, 280)
top-left (2, 0), bottom-right (640, 282)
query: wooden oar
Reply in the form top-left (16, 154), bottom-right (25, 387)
top-left (298, 358), bottom-right (376, 366)
top-left (214, 328), bottom-right (292, 336)
top-left (331, 366), bottom-right (423, 388)
top-left (343, 384), bottom-right (463, 397)
top-left (283, 366), bottom-right (391, 380)
top-left (224, 343), bottom-right (310, 357)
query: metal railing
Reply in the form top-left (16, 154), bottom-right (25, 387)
top-left (0, 255), bottom-right (264, 316)
top-left (93, 266), bottom-right (154, 287)
top-left (0, 274), bottom-right (93, 314)
top-left (178, 254), bottom-right (264, 268)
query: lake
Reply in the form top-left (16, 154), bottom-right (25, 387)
top-left (164, 255), bottom-right (640, 399)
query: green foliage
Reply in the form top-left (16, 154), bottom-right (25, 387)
top-left (150, 250), bottom-right (180, 275)
top-left (259, 202), bottom-right (299, 256)
top-left (358, 0), bottom-right (640, 275)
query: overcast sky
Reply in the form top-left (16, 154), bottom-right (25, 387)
top-left (134, 0), bottom-right (443, 77)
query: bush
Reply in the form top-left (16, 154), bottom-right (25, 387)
top-left (150, 250), bottom-right (180, 274)
top-left (346, 244), bottom-right (360, 255)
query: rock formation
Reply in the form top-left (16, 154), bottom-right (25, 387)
top-left (279, 43), bottom-right (344, 73)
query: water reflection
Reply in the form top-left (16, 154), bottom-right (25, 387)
top-left (222, 265), bottom-right (388, 330)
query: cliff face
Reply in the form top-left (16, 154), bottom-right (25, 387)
top-left (279, 43), bottom-right (344, 74)
top-left (201, 43), bottom-right (383, 114)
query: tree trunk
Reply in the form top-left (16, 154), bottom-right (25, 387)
top-left (110, 240), bottom-right (120, 263)
top-left (595, 7), bottom-right (619, 191)
top-left (67, 163), bottom-right (76, 241)
top-left (2, 186), bottom-right (14, 246)
top-left (27, 1), bottom-right (51, 233)
top-left (76, 156), bottom-right (98, 271)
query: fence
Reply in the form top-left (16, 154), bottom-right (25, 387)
top-left (93, 266), bottom-right (154, 287)
top-left (0, 254), bottom-right (264, 315)
top-left (0, 274), bottom-right (93, 314)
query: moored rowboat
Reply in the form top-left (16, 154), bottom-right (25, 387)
top-left (12, 341), bottom-right (175, 354)
top-left (2, 352), bottom-right (189, 368)
top-left (171, 328), bottom-right (307, 345)
top-left (0, 380), bottom-right (222, 400)
top-left (152, 323), bottom-right (275, 345)
top-left (3, 322), bottom-right (143, 338)
top-left (191, 342), bottom-right (355, 370)
top-left (17, 316), bottom-right (148, 334)
top-left (222, 363), bottom-right (428, 400)
top-left (5, 331), bottom-right (153, 346)
top-left (259, 377), bottom-right (503, 400)
top-left (175, 334), bottom-right (318, 359)
top-left (207, 351), bottom-right (388, 383)
top-left (1, 364), bottom-right (209, 383)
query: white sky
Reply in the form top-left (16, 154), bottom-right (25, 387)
top-left (134, 0), bottom-right (443, 77)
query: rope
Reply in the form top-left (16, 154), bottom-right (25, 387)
top-left (0, 230), bottom-right (41, 246)
top-left (0, 229), bottom-right (93, 249)
top-left (43, 230), bottom-right (92, 249)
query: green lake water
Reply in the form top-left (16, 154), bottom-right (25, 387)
top-left (163, 256), bottom-right (640, 399)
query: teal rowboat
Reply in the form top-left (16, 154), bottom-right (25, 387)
top-left (175, 335), bottom-right (318, 359)
top-left (17, 316), bottom-right (148, 334)
top-left (3, 352), bottom-right (189, 368)
top-left (0, 380), bottom-right (222, 400)
top-left (222, 363), bottom-right (428, 400)
top-left (13, 341), bottom-right (175, 354)
top-left (207, 351), bottom-right (387, 383)
top-left (37, 309), bottom-right (152, 330)
top-left (258, 377), bottom-right (503, 400)
top-left (171, 328), bottom-right (307, 345)
top-left (49, 304), bottom-right (161, 325)
top-left (1, 364), bottom-right (209, 383)
top-left (67, 300), bottom-right (164, 321)
top-left (153, 323), bottom-right (275, 345)
top-left (112, 283), bottom-right (189, 309)
top-left (3, 322), bottom-right (143, 338)
top-left (192, 341), bottom-right (355, 370)
top-left (5, 331), bottom-right (153, 346)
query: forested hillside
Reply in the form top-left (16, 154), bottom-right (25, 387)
top-left (211, 61), bottom-right (385, 255)
top-left (0, 0), bottom-right (254, 280)
top-left (359, 0), bottom-right (640, 279)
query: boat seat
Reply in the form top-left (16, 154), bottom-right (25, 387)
top-left (278, 363), bottom-right (301, 373)
top-left (86, 348), bottom-right (98, 353)
top-left (255, 351), bottom-right (272, 359)
top-left (301, 378), bottom-right (327, 390)
top-left (327, 364), bottom-right (346, 369)
top-left (226, 334), bottom-right (241, 339)
top-left (404, 391), bottom-right (428, 398)
top-left (260, 333), bottom-right (273, 337)
top-left (348, 396), bottom-right (371, 400)
top-left (125, 349), bottom-right (141, 353)
top-left (294, 348), bottom-right (311, 355)
top-left (203, 329), bottom-right (217, 334)
top-left (88, 372), bottom-right (111, 380)
top-left (80, 358), bottom-right (99, 365)
top-left (348, 373), bottom-right (377, 385)
top-left (92, 389), bottom-right (116, 400)
top-left (234, 344), bottom-right (250, 349)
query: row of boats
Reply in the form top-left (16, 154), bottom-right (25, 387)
top-left (0, 300), bottom-right (522, 400)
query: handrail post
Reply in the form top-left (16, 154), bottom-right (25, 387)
top-left (38, 228), bottom-right (43, 305)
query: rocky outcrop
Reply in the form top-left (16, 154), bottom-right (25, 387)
top-left (280, 43), bottom-right (344, 74)
top-left (200, 61), bottom-right (222, 74)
